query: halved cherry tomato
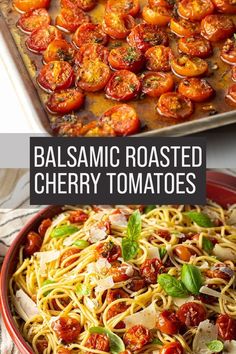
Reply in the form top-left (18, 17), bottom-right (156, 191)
top-left (226, 83), bottom-right (236, 105)
top-left (142, 6), bottom-right (172, 26)
top-left (178, 0), bottom-right (214, 20)
top-left (38, 218), bottom-right (52, 237)
top-left (75, 44), bottom-right (108, 67)
top-left (85, 333), bottom-right (110, 354)
top-left (201, 15), bottom-right (235, 41)
top-left (127, 24), bottom-right (169, 52)
top-left (212, 0), bottom-right (236, 13)
top-left (108, 46), bottom-right (144, 72)
top-left (24, 231), bottom-right (42, 256)
top-left (60, 248), bottom-right (81, 268)
top-left (57, 349), bottom-right (71, 354)
top-left (13, 0), bottom-right (50, 13)
top-left (178, 78), bottom-right (214, 102)
top-left (221, 38), bottom-right (236, 64)
top-left (43, 39), bottom-right (75, 64)
top-left (232, 66), bottom-right (236, 81)
top-left (216, 314), bottom-right (236, 340)
top-left (56, 7), bottom-right (90, 33)
top-left (37, 61), bottom-right (74, 92)
top-left (17, 8), bottom-right (50, 33)
top-left (178, 36), bottom-right (212, 58)
top-left (106, 0), bottom-right (140, 16)
top-left (72, 23), bottom-right (108, 48)
top-left (174, 244), bottom-right (197, 261)
top-left (61, 0), bottom-right (97, 11)
top-left (57, 120), bottom-right (115, 137)
top-left (103, 12), bottom-right (135, 39)
top-left (177, 302), bottom-right (207, 326)
top-left (68, 210), bottom-right (88, 223)
top-left (145, 45), bottom-right (173, 71)
top-left (142, 72), bottom-right (174, 97)
top-left (156, 310), bottom-right (181, 335)
top-left (171, 55), bottom-right (208, 77)
top-left (81, 122), bottom-right (116, 137)
top-left (107, 262), bottom-right (134, 282)
top-left (126, 277), bottom-right (146, 291)
top-left (123, 325), bottom-right (151, 351)
top-left (157, 92), bottom-right (194, 119)
top-left (76, 60), bottom-right (111, 92)
top-left (107, 301), bottom-right (129, 320)
top-left (140, 258), bottom-right (166, 284)
top-left (105, 70), bottom-right (141, 101)
top-left (100, 104), bottom-right (140, 136)
top-left (52, 317), bottom-right (81, 343)
top-left (36, 339), bottom-right (48, 353)
top-left (26, 25), bottom-right (63, 53)
top-left (96, 241), bottom-right (121, 262)
top-left (149, 0), bottom-right (175, 8)
top-left (170, 18), bottom-right (201, 37)
top-left (46, 88), bottom-right (84, 114)
top-left (206, 264), bottom-right (232, 280)
top-left (160, 342), bottom-right (184, 354)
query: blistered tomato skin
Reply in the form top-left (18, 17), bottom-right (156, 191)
top-left (38, 218), bottom-right (52, 237)
top-left (76, 60), bottom-right (111, 92)
top-left (103, 12), bottom-right (135, 39)
top-left (46, 88), bottom-right (84, 114)
top-left (96, 241), bottom-right (121, 262)
top-left (201, 15), bottom-right (235, 42)
top-left (52, 317), bottom-right (81, 343)
top-left (178, 0), bottom-right (214, 21)
top-left (123, 325), bottom-right (151, 351)
top-left (170, 18), bottom-right (201, 37)
top-left (57, 348), bottom-right (71, 354)
top-left (212, 0), bottom-right (236, 13)
top-left (75, 44), bottom-right (109, 66)
top-left (226, 84), bottom-right (236, 105)
top-left (106, 0), bottom-right (140, 16)
top-left (60, 248), bottom-right (81, 268)
top-left (142, 5), bottom-right (172, 26)
top-left (13, 0), bottom-right (50, 13)
top-left (105, 70), bottom-right (141, 101)
top-left (216, 314), bottom-right (236, 340)
top-left (156, 310), bottom-right (181, 335)
top-left (160, 342), bottom-right (184, 354)
top-left (72, 23), bottom-right (108, 48)
top-left (140, 258), bottom-right (166, 284)
top-left (55, 7), bottom-right (90, 33)
top-left (17, 8), bottom-right (50, 34)
top-left (24, 231), bottom-right (43, 256)
top-left (43, 39), bottom-right (75, 64)
top-left (221, 39), bottom-right (236, 64)
top-left (178, 78), bottom-right (214, 102)
top-left (85, 333), bottom-right (110, 353)
top-left (157, 92), bottom-right (194, 119)
top-left (177, 302), bottom-right (207, 327)
top-left (108, 46), bottom-right (144, 73)
top-left (26, 25), bottom-right (63, 53)
top-left (178, 36), bottom-right (212, 58)
top-left (142, 72), bottom-right (174, 98)
top-left (37, 61), bottom-right (74, 92)
top-left (171, 56), bottom-right (208, 77)
top-left (145, 45), bottom-right (173, 72)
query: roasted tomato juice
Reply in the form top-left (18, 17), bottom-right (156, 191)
top-left (1, 0), bottom-right (235, 135)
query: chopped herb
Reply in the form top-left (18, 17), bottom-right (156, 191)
top-left (159, 247), bottom-right (167, 259)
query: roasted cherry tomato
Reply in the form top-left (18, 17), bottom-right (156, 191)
top-left (178, 78), bottom-right (214, 102)
top-left (142, 6), bottom-right (172, 26)
top-left (127, 277), bottom-right (146, 291)
top-left (38, 218), bottom-right (52, 237)
top-left (76, 60), bottom-right (111, 92)
top-left (103, 12), bottom-right (135, 39)
top-left (160, 342), bottom-right (184, 354)
top-left (107, 262), bottom-right (134, 282)
top-left (72, 23), bottom-right (108, 48)
top-left (127, 24), bottom-right (169, 52)
top-left (106, 289), bottom-right (129, 303)
top-left (120, 351), bottom-right (132, 354)
top-left (75, 43), bottom-right (109, 66)
top-left (46, 88), bottom-right (84, 114)
top-left (61, 0), bottom-right (97, 11)
top-left (68, 210), bottom-right (88, 223)
top-left (43, 39), bottom-right (75, 64)
top-left (96, 241), bottom-right (121, 262)
top-left (60, 248), bottom-right (81, 268)
top-left (221, 38), bottom-right (236, 64)
top-left (106, 0), bottom-right (140, 16)
top-left (177, 302), bottom-right (207, 327)
top-left (52, 317), bottom-right (81, 343)
top-left (149, 0), bottom-right (174, 7)
top-left (36, 339), bottom-right (48, 353)
top-left (178, 36), bottom-right (212, 58)
top-left (37, 61), bottom-right (74, 92)
top-left (206, 264), bottom-right (233, 280)
top-left (226, 83), bottom-right (236, 105)
top-left (178, 0), bottom-right (214, 21)
top-left (123, 325), bottom-right (151, 351)
top-left (85, 333), bottom-right (110, 354)
top-left (24, 231), bottom-right (42, 256)
top-left (13, 0), bottom-right (50, 13)
top-left (145, 45), bottom-right (173, 71)
top-left (100, 104), bottom-right (140, 136)
top-left (142, 72), bottom-right (174, 98)
top-left (17, 8), bottom-right (50, 33)
top-left (26, 25), bottom-right (63, 53)
top-left (57, 348), bottom-right (71, 354)
top-left (170, 18), bottom-right (200, 37)
top-left (232, 66), bottom-right (236, 81)
top-left (171, 56), bottom-right (208, 77)
top-left (56, 7), bottom-right (90, 33)
top-left (108, 46), bottom-right (144, 72)
top-left (157, 92), bottom-right (194, 119)
top-left (156, 310), bottom-right (181, 335)
top-left (81, 122), bottom-right (116, 137)
top-left (201, 15), bottom-right (235, 41)
top-left (105, 70), bottom-right (141, 101)
top-left (212, 0), bottom-right (236, 13)
top-left (174, 244), bottom-right (197, 261)
top-left (107, 301), bottom-right (129, 320)
top-left (216, 314), bottom-right (236, 340)
top-left (140, 258), bottom-right (166, 284)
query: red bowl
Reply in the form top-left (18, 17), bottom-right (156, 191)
top-left (0, 172), bottom-right (236, 354)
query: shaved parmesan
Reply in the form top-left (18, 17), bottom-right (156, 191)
top-left (193, 320), bottom-right (218, 354)
top-left (173, 296), bottom-right (194, 307)
top-left (125, 264), bottom-right (134, 277)
top-left (202, 207), bottom-right (220, 221)
top-left (109, 213), bottom-right (128, 227)
top-left (146, 244), bottom-right (160, 259)
top-left (199, 261), bottom-right (209, 270)
top-left (85, 297), bottom-right (98, 310)
top-left (52, 213), bottom-right (67, 227)
top-left (228, 209), bottom-right (236, 226)
top-left (124, 302), bottom-right (157, 329)
top-left (95, 276), bottom-right (114, 293)
top-left (199, 286), bottom-right (234, 303)
top-left (89, 226), bottom-right (107, 243)
top-left (35, 250), bottom-right (61, 273)
top-left (213, 244), bottom-right (236, 261)
top-left (15, 289), bottom-right (39, 320)
top-left (223, 340), bottom-right (236, 353)
top-left (96, 258), bottom-right (111, 272)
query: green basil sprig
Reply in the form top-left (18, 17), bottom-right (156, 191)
top-left (73, 240), bottom-right (90, 249)
top-left (158, 274), bottom-right (189, 298)
top-left (89, 327), bottom-right (125, 354)
top-left (152, 338), bottom-right (163, 345)
top-left (184, 211), bottom-right (214, 228)
top-left (181, 264), bottom-right (203, 295)
top-left (122, 210), bottom-right (141, 261)
top-left (159, 247), bottom-right (167, 259)
top-left (202, 237), bottom-right (214, 253)
top-left (206, 340), bottom-right (224, 352)
top-left (76, 283), bottom-right (91, 297)
top-left (51, 225), bottom-right (78, 238)
top-left (42, 279), bottom-right (55, 296)
top-left (144, 205), bottom-right (156, 214)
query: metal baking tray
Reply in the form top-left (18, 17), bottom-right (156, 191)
top-left (1, 0), bottom-right (236, 137)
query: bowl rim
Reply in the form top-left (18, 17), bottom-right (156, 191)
top-left (1, 172), bottom-right (236, 354)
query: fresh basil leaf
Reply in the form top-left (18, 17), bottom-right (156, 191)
top-left (42, 280), bottom-right (55, 296)
top-left (122, 238), bottom-right (139, 261)
top-left (202, 237), bottom-right (214, 253)
top-left (152, 338), bottom-right (163, 345)
top-left (73, 240), bottom-right (90, 249)
top-left (181, 264), bottom-right (203, 295)
top-left (159, 247), bottom-right (167, 259)
top-left (185, 211), bottom-right (214, 228)
top-left (206, 340), bottom-right (224, 352)
top-left (51, 225), bottom-right (78, 238)
top-left (158, 274), bottom-right (189, 298)
top-left (76, 283), bottom-right (90, 297)
top-left (89, 327), bottom-right (125, 354)
top-left (122, 210), bottom-right (141, 261)
top-left (144, 205), bottom-right (156, 214)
